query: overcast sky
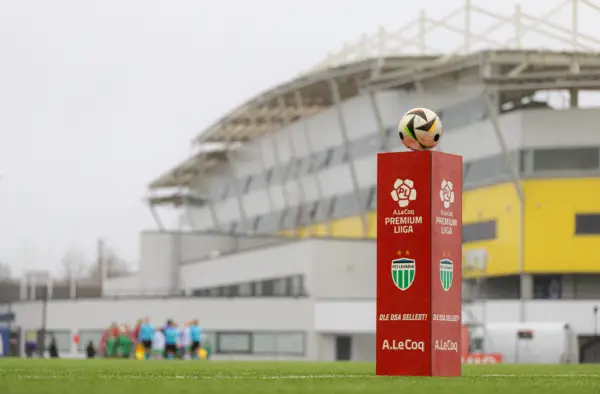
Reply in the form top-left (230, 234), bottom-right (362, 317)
top-left (0, 0), bottom-right (597, 276)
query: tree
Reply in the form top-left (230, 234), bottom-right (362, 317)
top-left (88, 248), bottom-right (131, 280)
top-left (60, 248), bottom-right (89, 280)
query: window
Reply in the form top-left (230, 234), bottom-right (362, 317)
top-left (293, 275), bottom-right (303, 296)
top-left (253, 333), bottom-right (278, 353)
top-left (286, 158), bottom-right (300, 181)
top-left (463, 220), bottom-right (497, 243)
top-left (77, 329), bottom-right (104, 352)
top-left (265, 168), bottom-right (274, 184)
top-left (297, 156), bottom-right (313, 178)
top-left (533, 275), bottom-right (562, 299)
top-left (273, 278), bottom-right (287, 296)
top-left (221, 285), bottom-right (237, 297)
top-left (208, 287), bottom-right (220, 297)
top-left (46, 330), bottom-right (72, 353)
top-left (276, 332), bottom-right (305, 355)
top-left (238, 282), bottom-right (252, 297)
top-left (314, 198), bottom-right (334, 223)
top-left (440, 97), bottom-right (486, 132)
top-left (192, 289), bottom-right (210, 297)
top-left (464, 153), bottom-right (519, 186)
top-left (330, 145), bottom-right (347, 166)
top-left (220, 184), bottom-right (231, 200)
top-left (322, 148), bottom-right (333, 168)
top-left (252, 332), bottom-right (305, 356)
top-left (351, 134), bottom-right (380, 159)
top-left (281, 207), bottom-right (300, 230)
top-left (251, 173), bottom-right (267, 191)
top-left (203, 331), bottom-right (216, 348)
top-left (286, 275), bottom-right (305, 297)
top-left (575, 214), bottom-right (600, 235)
top-left (299, 201), bottom-right (318, 225)
top-left (252, 216), bottom-right (261, 232)
top-left (533, 147), bottom-right (599, 171)
top-left (331, 193), bottom-right (357, 219)
top-left (270, 165), bottom-right (288, 185)
top-left (217, 332), bottom-right (251, 354)
top-left (367, 186), bottom-right (377, 210)
top-left (261, 279), bottom-right (275, 296)
top-left (254, 281), bottom-right (263, 296)
top-left (256, 212), bottom-right (281, 234)
top-left (285, 277), bottom-right (294, 297)
top-left (243, 175), bottom-right (253, 193)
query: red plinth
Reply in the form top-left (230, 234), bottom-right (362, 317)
top-left (376, 150), bottom-right (463, 377)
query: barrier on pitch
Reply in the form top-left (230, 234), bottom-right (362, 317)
top-left (462, 353), bottom-right (504, 364)
top-left (0, 328), bottom-right (7, 357)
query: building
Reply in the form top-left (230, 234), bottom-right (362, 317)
top-left (4, 0), bottom-right (600, 362)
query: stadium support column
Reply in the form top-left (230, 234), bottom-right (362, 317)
top-left (250, 106), bottom-right (277, 219)
top-left (376, 150), bottom-right (462, 376)
top-left (279, 96), bottom-right (309, 236)
top-left (267, 102), bottom-right (293, 233)
top-left (329, 79), bottom-right (369, 237)
top-left (196, 156), bottom-right (222, 232)
top-left (484, 91), bottom-right (528, 322)
top-left (148, 203), bottom-right (165, 231)
top-left (294, 91), bottom-right (330, 236)
top-left (223, 126), bottom-right (250, 234)
top-left (181, 186), bottom-right (198, 230)
top-left (368, 92), bottom-right (387, 152)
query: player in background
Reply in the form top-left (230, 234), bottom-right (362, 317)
top-left (152, 328), bottom-right (165, 359)
top-left (164, 320), bottom-right (178, 360)
top-left (137, 317), bottom-right (155, 360)
top-left (189, 319), bottom-right (203, 360)
top-left (179, 322), bottom-right (191, 359)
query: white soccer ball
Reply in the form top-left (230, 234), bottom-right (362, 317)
top-left (397, 108), bottom-right (443, 151)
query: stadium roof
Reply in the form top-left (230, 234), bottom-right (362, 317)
top-left (149, 0), bottom-right (600, 192)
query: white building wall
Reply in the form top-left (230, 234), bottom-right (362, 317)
top-left (10, 298), bottom-right (312, 332)
top-left (464, 300), bottom-right (600, 335)
top-left (125, 232), bottom-right (288, 295)
top-left (139, 232), bottom-right (177, 294)
top-left (9, 298), bottom-right (316, 360)
top-left (313, 299), bottom-right (600, 338)
top-left (179, 240), bottom-right (313, 291)
top-left (315, 300), bottom-right (375, 333)
top-left (102, 275), bottom-right (140, 296)
top-left (443, 111), bottom-right (522, 160)
top-left (312, 240), bottom-right (376, 299)
top-left (178, 238), bottom-right (376, 298)
top-left (521, 108), bottom-right (600, 147)
top-left (317, 334), bottom-right (376, 362)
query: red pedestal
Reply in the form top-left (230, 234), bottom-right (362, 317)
top-left (376, 150), bottom-right (463, 377)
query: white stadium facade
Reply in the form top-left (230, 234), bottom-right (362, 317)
top-left (4, 0), bottom-right (600, 362)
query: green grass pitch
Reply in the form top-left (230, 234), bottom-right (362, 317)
top-left (0, 359), bottom-right (599, 394)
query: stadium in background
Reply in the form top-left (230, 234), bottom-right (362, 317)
top-left (2, 0), bottom-right (600, 363)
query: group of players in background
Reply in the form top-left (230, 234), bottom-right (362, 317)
top-left (100, 318), bottom-right (210, 360)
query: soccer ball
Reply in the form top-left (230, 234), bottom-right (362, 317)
top-left (398, 108), bottom-right (443, 151)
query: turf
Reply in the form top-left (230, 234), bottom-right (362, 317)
top-left (0, 359), bottom-right (599, 394)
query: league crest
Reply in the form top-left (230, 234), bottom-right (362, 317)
top-left (391, 258), bottom-right (416, 291)
top-left (440, 259), bottom-right (453, 291)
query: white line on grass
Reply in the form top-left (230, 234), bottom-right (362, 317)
top-left (483, 374), bottom-right (599, 378)
top-left (13, 373), bottom-right (600, 380)
top-left (13, 374), bottom-right (368, 380)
